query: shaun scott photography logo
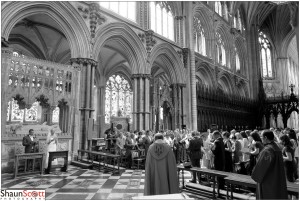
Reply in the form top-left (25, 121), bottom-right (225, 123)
top-left (0, 190), bottom-right (45, 200)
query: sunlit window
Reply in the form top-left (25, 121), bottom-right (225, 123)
top-left (235, 47), bottom-right (241, 73)
top-left (194, 17), bottom-right (206, 56)
top-left (215, 1), bottom-right (222, 16)
top-left (105, 75), bottom-right (133, 123)
top-left (99, 2), bottom-right (136, 22)
top-left (150, 2), bottom-right (174, 41)
top-left (6, 99), bottom-right (40, 122)
top-left (216, 32), bottom-right (226, 66)
top-left (259, 32), bottom-right (273, 78)
top-left (52, 107), bottom-right (60, 123)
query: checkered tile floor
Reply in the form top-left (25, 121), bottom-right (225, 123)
top-left (1, 165), bottom-right (192, 200)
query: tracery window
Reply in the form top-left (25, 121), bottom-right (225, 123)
top-left (234, 9), bottom-right (243, 32)
top-left (258, 32), bottom-right (273, 78)
top-left (193, 17), bottom-right (206, 56)
top-left (105, 75), bottom-right (133, 123)
top-left (99, 2), bottom-right (136, 22)
top-left (215, 1), bottom-right (222, 16)
top-left (6, 99), bottom-right (40, 122)
top-left (150, 2), bottom-right (174, 41)
top-left (216, 32), bottom-right (226, 66)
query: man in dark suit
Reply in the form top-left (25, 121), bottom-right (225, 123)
top-left (22, 129), bottom-right (37, 153)
top-left (188, 131), bottom-right (203, 183)
top-left (211, 130), bottom-right (225, 191)
top-left (22, 129), bottom-right (37, 171)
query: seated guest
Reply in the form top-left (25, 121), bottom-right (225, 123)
top-left (251, 130), bottom-right (288, 199)
top-left (144, 133), bottom-right (179, 195)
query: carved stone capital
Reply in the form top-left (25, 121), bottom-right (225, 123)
top-left (70, 58), bottom-right (98, 68)
top-left (131, 74), bottom-right (152, 79)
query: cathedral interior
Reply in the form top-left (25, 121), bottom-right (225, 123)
top-left (1, 1), bottom-right (299, 200)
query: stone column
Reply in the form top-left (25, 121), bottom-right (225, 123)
top-left (132, 75), bottom-right (138, 130)
top-left (144, 75), bottom-right (150, 130)
top-left (139, 76), bottom-right (144, 130)
top-left (97, 85), bottom-right (105, 138)
top-left (185, 2), bottom-right (197, 131)
top-left (70, 58), bottom-right (97, 150)
top-left (277, 57), bottom-right (289, 93)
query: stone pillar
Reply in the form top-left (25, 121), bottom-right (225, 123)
top-left (185, 2), bottom-right (197, 131)
top-left (97, 85), bottom-right (105, 138)
top-left (277, 58), bottom-right (289, 93)
top-left (70, 58), bottom-right (97, 151)
top-left (246, 24), bottom-right (260, 98)
top-left (132, 74), bottom-right (151, 131)
top-left (144, 76), bottom-right (150, 130)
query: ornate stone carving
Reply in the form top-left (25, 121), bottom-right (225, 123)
top-left (138, 33), bottom-right (145, 43)
top-left (70, 58), bottom-right (98, 67)
top-left (182, 48), bottom-right (189, 67)
top-left (77, 5), bottom-right (89, 19)
top-left (89, 3), bottom-right (106, 39)
top-left (145, 30), bottom-right (156, 54)
top-left (177, 50), bottom-right (182, 59)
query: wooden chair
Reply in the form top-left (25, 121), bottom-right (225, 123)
top-left (132, 149), bottom-right (146, 170)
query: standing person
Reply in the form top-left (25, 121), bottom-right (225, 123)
top-left (287, 129), bottom-right (299, 180)
top-left (280, 134), bottom-right (296, 182)
top-left (44, 128), bottom-right (58, 168)
top-left (245, 131), bottom-right (264, 174)
top-left (251, 130), bottom-right (288, 200)
top-left (240, 131), bottom-right (250, 161)
top-left (222, 131), bottom-right (233, 172)
top-left (231, 135), bottom-right (242, 163)
top-left (188, 131), bottom-right (203, 183)
top-left (144, 133), bottom-right (179, 195)
top-left (124, 133), bottom-right (135, 169)
top-left (211, 131), bottom-right (225, 190)
top-left (141, 130), bottom-right (153, 157)
top-left (22, 129), bottom-right (38, 153)
top-left (22, 129), bottom-right (38, 170)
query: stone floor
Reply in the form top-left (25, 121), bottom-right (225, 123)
top-left (1, 165), bottom-right (192, 200)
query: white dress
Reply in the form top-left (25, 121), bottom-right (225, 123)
top-left (44, 135), bottom-right (57, 168)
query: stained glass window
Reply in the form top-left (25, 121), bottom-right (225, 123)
top-left (150, 2), bottom-right (174, 41)
top-left (99, 2), bottom-right (136, 22)
top-left (259, 32), bottom-right (273, 78)
top-left (105, 75), bottom-right (133, 123)
top-left (25, 102), bottom-right (38, 121)
top-left (194, 17), bottom-right (206, 56)
top-left (52, 107), bottom-right (59, 123)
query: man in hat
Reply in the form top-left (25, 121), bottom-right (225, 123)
top-left (144, 133), bottom-right (179, 195)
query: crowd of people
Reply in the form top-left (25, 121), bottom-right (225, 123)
top-left (104, 127), bottom-right (299, 184)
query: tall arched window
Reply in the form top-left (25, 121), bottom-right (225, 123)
top-left (105, 75), bottom-right (133, 123)
top-left (234, 9), bottom-right (243, 33)
top-left (235, 47), bottom-right (241, 73)
top-left (193, 17), bottom-right (206, 56)
top-left (216, 32), bottom-right (226, 66)
top-left (259, 32), bottom-right (273, 78)
top-left (99, 2), bottom-right (136, 22)
top-left (215, 1), bottom-right (222, 16)
top-left (150, 2), bottom-right (174, 41)
top-left (223, 3), bottom-right (229, 21)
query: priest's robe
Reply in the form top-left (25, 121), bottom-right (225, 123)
top-left (251, 141), bottom-right (288, 200)
top-left (144, 140), bottom-right (179, 195)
